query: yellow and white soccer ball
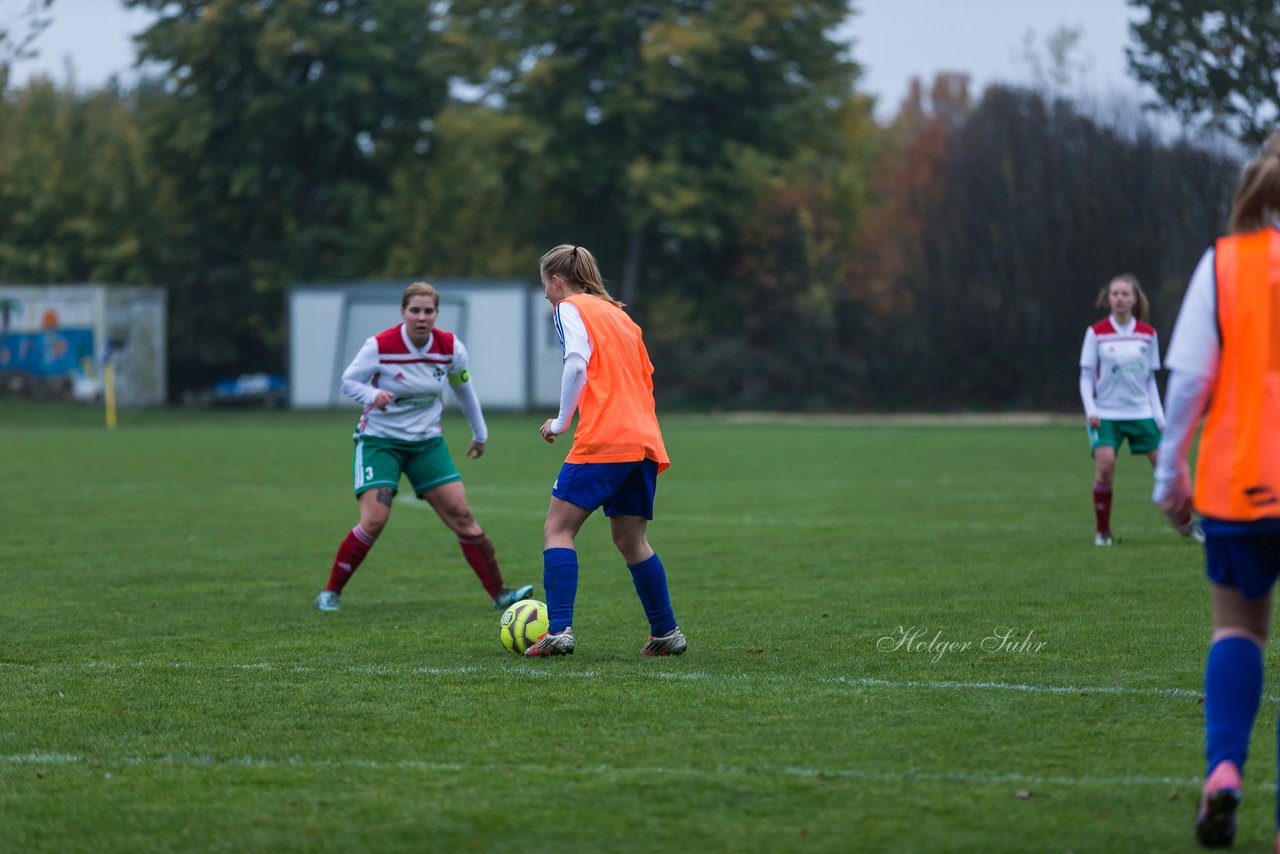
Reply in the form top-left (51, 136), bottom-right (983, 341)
top-left (499, 599), bottom-right (549, 653)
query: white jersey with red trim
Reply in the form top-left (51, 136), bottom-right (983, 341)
top-left (340, 324), bottom-right (474, 442)
top-left (1079, 316), bottom-right (1161, 420)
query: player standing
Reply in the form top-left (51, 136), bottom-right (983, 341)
top-left (1079, 274), bottom-right (1201, 545)
top-left (313, 282), bottom-right (533, 612)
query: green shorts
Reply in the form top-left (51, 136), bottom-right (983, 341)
top-left (352, 434), bottom-right (461, 497)
top-left (1088, 418), bottom-right (1161, 455)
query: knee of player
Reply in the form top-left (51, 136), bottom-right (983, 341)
top-left (611, 528), bottom-right (647, 553)
top-left (443, 505), bottom-right (478, 535)
top-left (360, 503), bottom-right (393, 534)
top-left (455, 519), bottom-right (482, 538)
top-left (543, 520), bottom-right (574, 545)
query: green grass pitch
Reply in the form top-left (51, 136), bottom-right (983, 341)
top-left (0, 401), bottom-right (1252, 851)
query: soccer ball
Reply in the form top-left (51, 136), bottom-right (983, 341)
top-left (499, 599), bottom-right (549, 653)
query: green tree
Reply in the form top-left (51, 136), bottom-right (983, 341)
top-left (0, 79), bottom-right (168, 285)
top-left (0, 0), bottom-right (53, 87)
top-left (124, 0), bottom-right (453, 391)
top-left (445, 0), bottom-right (860, 309)
top-left (1127, 0), bottom-right (1280, 146)
top-left (369, 103), bottom-right (545, 279)
top-left (657, 92), bottom-right (883, 408)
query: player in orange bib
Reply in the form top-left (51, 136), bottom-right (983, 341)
top-left (523, 245), bottom-right (685, 658)
top-left (1154, 131), bottom-right (1280, 849)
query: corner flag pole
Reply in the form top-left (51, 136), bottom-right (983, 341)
top-left (102, 342), bottom-right (117, 430)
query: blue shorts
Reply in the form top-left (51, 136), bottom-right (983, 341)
top-left (1203, 517), bottom-right (1280, 600)
top-left (552, 460), bottom-right (659, 519)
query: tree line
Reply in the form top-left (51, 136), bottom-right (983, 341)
top-left (0, 1), bottom-right (1257, 409)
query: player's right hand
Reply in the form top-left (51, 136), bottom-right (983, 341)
top-left (373, 391), bottom-right (394, 411)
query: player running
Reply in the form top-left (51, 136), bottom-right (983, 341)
top-left (524, 244), bottom-right (686, 658)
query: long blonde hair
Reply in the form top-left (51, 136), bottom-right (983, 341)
top-left (539, 245), bottom-right (624, 308)
top-left (1093, 273), bottom-right (1149, 322)
top-left (1229, 130), bottom-right (1280, 235)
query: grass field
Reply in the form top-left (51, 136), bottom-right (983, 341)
top-left (0, 400), bottom-right (1257, 852)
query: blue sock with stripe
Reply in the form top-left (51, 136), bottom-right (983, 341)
top-left (1205, 635), bottom-right (1262, 775)
top-left (628, 553), bottom-right (676, 636)
top-left (543, 548), bottom-right (578, 634)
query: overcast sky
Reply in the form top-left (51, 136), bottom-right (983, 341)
top-left (854, 0), bottom-right (1150, 117)
top-left (9, 0), bottom-right (1152, 120)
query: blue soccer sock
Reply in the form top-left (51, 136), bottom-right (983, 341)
top-left (628, 553), bottom-right (676, 636)
top-left (1204, 635), bottom-right (1263, 776)
top-left (543, 548), bottom-right (579, 634)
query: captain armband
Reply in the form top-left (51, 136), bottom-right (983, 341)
top-left (449, 368), bottom-right (470, 386)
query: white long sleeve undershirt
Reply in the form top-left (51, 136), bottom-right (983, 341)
top-left (549, 353), bottom-right (588, 435)
top-left (450, 378), bottom-right (488, 444)
top-left (1152, 371), bottom-right (1212, 504)
top-left (1146, 372), bottom-right (1166, 431)
top-left (1079, 367), bottom-right (1098, 421)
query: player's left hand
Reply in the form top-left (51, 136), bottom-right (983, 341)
top-left (539, 419), bottom-right (559, 443)
top-left (1158, 484), bottom-right (1193, 531)
top-left (467, 441), bottom-right (485, 459)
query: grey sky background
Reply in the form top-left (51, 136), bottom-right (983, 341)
top-left (10, 0), bottom-right (1151, 121)
top-left (853, 0), bottom-right (1149, 117)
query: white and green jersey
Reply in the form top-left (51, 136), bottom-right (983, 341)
top-left (1079, 316), bottom-right (1162, 421)
top-left (340, 324), bottom-right (487, 443)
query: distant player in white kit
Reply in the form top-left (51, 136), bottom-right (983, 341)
top-left (312, 282), bottom-right (534, 612)
top-left (1079, 273), bottom-right (1200, 545)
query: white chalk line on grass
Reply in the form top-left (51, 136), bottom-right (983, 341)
top-left (0, 751), bottom-right (1205, 789)
top-left (834, 676), bottom-right (1206, 700)
top-left (0, 659), bottom-right (1217, 701)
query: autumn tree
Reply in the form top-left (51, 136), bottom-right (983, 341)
top-left (684, 93), bottom-right (883, 408)
top-left (854, 82), bottom-right (1237, 409)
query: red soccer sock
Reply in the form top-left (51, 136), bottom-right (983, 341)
top-left (1093, 482), bottom-right (1113, 535)
top-left (458, 533), bottom-right (503, 598)
top-left (326, 524), bottom-right (377, 593)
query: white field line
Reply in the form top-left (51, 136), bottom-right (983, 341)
top-left (0, 664), bottom-right (1217, 789)
top-left (834, 675), bottom-right (1206, 700)
top-left (0, 659), bottom-right (1216, 700)
top-left (0, 751), bottom-right (1203, 789)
